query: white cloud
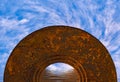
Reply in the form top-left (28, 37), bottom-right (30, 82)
top-left (0, 53), bottom-right (9, 64)
top-left (96, 2), bottom-right (120, 80)
top-left (19, 18), bottom-right (29, 24)
top-left (112, 54), bottom-right (120, 79)
top-left (0, 18), bottom-right (18, 28)
top-left (30, 5), bottom-right (48, 13)
top-left (0, 0), bottom-right (119, 81)
top-left (47, 64), bottom-right (57, 71)
top-left (46, 63), bottom-right (74, 74)
top-left (0, 17), bottom-right (30, 71)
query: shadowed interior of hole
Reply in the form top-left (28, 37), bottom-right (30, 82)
top-left (40, 63), bottom-right (79, 82)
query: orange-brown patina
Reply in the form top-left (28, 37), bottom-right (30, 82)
top-left (4, 26), bottom-right (117, 82)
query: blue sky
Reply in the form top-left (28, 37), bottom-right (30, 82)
top-left (46, 63), bottom-right (74, 75)
top-left (0, 0), bottom-right (120, 82)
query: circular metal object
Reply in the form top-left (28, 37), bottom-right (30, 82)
top-left (4, 26), bottom-right (117, 82)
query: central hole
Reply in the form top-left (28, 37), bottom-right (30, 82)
top-left (40, 63), bottom-right (79, 82)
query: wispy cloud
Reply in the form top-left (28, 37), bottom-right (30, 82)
top-left (0, 0), bottom-right (120, 81)
top-left (113, 54), bottom-right (120, 80)
top-left (0, 17), bottom-right (30, 74)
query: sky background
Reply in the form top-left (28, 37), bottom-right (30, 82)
top-left (0, 0), bottom-right (120, 82)
top-left (46, 63), bottom-right (74, 75)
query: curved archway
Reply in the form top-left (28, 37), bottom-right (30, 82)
top-left (4, 26), bottom-right (117, 82)
top-left (40, 62), bottom-right (79, 82)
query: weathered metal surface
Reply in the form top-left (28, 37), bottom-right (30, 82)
top-left (4, 26), bottom-right (117, 82)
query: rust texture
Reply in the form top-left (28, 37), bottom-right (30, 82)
top-left (4, 26), bottom-right (117, 82)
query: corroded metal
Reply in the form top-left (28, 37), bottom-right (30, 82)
top-left (4, 26), bottom-right (117, 82)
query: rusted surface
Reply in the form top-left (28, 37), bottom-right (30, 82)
top-left (4, 26), bottom-right (117, 82)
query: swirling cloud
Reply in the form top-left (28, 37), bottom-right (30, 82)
top-left (0, 0), bottom-right (120, 81)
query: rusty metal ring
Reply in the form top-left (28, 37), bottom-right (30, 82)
top-left (4, 26), bottom-right (117, 82)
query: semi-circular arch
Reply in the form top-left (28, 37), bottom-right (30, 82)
top-left (4, 26), bottom-right (117, 82)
